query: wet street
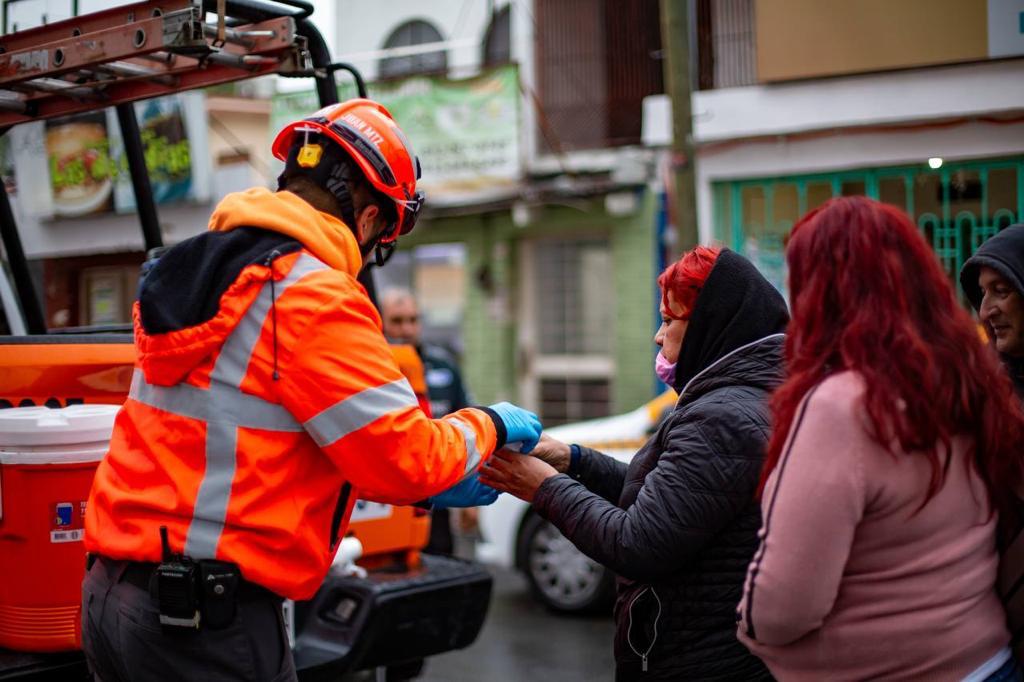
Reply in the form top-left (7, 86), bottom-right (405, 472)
top-left (420, 565), bottom-right (615, 682)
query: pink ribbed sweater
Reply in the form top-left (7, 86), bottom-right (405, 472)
top-left (737, 371), bottom-right (1009, 681)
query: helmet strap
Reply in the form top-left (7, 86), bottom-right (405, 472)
top-left (323, 161), bottom-right (358, 231)
top-left (373, 241), bottom-right (396, 267)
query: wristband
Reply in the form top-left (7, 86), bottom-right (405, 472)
top-left (568, 444), bottom-right (583, 479)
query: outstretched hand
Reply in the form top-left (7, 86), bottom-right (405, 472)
top-left (528, 434), bottom-right (572, 473)
top-left (479, 449), bottom-right (559, 503)
top-left (487, 402), bottom-right (543, 453)
top-left (429, 471), bottom-right (500, 508)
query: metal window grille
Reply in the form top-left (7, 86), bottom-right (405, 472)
top-left (697, 0), bottom-right (757, 90)
top-left (529, 237), bottom-right (614, 426)
top-left (539, 377), bottom-right (612, 426)
top-left (535, 0), bottom-right (663, 152)
top-left (533, 238), bottom-right (614, 355)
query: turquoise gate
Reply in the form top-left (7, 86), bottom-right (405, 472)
top-left (713, 156), bottom-right (1024, 295)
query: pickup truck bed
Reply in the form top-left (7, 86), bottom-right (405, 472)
top-left (0, 555), bottom-right (491, 681)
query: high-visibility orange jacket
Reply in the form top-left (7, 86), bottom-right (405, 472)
top-left (85, 188), bottom-right (504, 600)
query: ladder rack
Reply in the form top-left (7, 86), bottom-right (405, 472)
top-left (0, 0), bottom-right (312, 126)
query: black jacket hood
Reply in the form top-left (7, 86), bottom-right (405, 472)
top-left (673, 249), bottom-right (790, 393)
top-left (139, 227), bottom-right (301, 335)
top-left (960, 223), bottom-right (1024, 400)
top-left (960, 223), bottom-right (1024, 311)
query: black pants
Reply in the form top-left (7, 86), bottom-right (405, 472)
top-left (81, 557), bottom-right (296, 682)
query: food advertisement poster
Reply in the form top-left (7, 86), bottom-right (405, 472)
top-left (7, 93), bottom-right (200, 219)
top-left (45, 112), bottom-right (115, 217)
top-left (111, 96), bottom-right (194, 213)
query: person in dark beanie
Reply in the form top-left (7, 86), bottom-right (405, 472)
top-left (961, 223), bottom-right (1024, 400)
top-left (481, 246), bottom-right (786, 681)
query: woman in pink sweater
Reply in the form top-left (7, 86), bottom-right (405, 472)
top-left (738, 197), bottom-right (1024, 681)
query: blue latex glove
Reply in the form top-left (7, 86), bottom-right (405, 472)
top-left (488, 402), bottom-right (542, 454)
top-left (429, 471), bottom-right (500, 508)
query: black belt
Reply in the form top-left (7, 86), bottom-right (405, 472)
top-left (95, 555), bottom-right (281, 603)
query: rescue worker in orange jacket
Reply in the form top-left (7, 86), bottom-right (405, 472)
top-left (81, 99), bottom-right (541, 682)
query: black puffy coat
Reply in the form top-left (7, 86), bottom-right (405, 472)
top-left (533, 250), bottom-right (786, 681)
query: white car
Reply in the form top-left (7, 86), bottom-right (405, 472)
top-left (477, 391), bottom-right (677, 613)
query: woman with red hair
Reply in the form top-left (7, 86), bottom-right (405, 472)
top-left (738, 196), bottom-right (1024, 681)
top-left (482, 246), bottom-right (789, 680)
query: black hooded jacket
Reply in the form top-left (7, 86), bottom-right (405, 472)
top-left (533, 250), bottom-right (788, 681)
top-left (960, 223), bottom-right (1024, 400)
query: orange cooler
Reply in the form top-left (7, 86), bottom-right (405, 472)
top-left (0, 404), bottom-right (119, 652)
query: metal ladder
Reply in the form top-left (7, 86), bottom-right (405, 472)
top-left (0, 0), bottom-right (313, 126)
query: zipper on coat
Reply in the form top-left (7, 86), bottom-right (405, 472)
top-left (626, 586), bottom-right (662, 673)
top-left (329, 483), bottom-right (352, 550)
top-left (263, 250), bottom-right (282, 381)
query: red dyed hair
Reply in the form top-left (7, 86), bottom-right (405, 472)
top-left (762, 196), bottom-right (1024, 516)
top-left (658, 245), bottom-right (721, 319)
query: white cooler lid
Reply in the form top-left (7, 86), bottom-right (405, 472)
top-left (0, 404), bottom-right (121, 463)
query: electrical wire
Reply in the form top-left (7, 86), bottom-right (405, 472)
top-left (451, 0), bottom-right (475, 44)
top-left (207, 112), bottom-right (273, 182)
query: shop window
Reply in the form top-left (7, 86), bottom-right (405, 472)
top-left (806, 181), bottom-right (833, 212)
top-left (913, 173), bottom-right (943, 263)
top-left (520, 236), bottom-right (614, 425)
top-left (738, 185), bottom-right (786, 294)
top-left (841, 180), bottom-right (866, 196)
top-left (987, 167), bottom-right (1021, 249)
top-left (772, 183), bottom-right (799, 230)
top-left (878, 176), bottom-right (907, 210)
top-left (539, 377), bottom-right (611, 427)
top-left (534, 239), bottom-right (613, 356)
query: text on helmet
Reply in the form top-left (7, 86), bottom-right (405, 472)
top-left (341, 113), bottom-right (385, 148)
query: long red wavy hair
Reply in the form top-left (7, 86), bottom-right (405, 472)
top-left (762, 197), bottom-right (1024, 517)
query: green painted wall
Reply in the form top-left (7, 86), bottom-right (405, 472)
top-left (612, 190), bottom-right (659, 412)
top-left (399, 188), bottom-right (658, 415)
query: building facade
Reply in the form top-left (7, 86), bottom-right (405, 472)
top-left (329, 0), bottom-right (669, 421)
top-left (645, 0), bottom-right (1024, 297)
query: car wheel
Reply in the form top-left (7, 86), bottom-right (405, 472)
top-left (520, 514), bottom-right (614, 614)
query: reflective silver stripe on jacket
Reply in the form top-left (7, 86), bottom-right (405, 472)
top-left (447, 417), bottom-right (482, 475)
top-left (303, 378), bottom-right (421, 448)
top-left (127, 253), bottom-right (327, 558)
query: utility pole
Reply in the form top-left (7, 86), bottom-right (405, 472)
top-left (659, 0), bottom-right (699, 251)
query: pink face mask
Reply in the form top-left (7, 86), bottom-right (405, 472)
top-left (655, 351), bottom-right (677, 386)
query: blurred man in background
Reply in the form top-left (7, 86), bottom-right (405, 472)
top-left (961, 223), bottom-right (1024, 401)
top-left (381, 288), bottom-right (481, 557)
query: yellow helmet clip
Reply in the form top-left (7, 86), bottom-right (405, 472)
top-left (297, 143), bottom-right (323, 168)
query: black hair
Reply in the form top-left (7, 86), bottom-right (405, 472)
top-left (277, 134), bottom-right (397, 235)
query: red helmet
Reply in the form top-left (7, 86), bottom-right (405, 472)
top-left (272, 98), bottom-right (424, 242)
